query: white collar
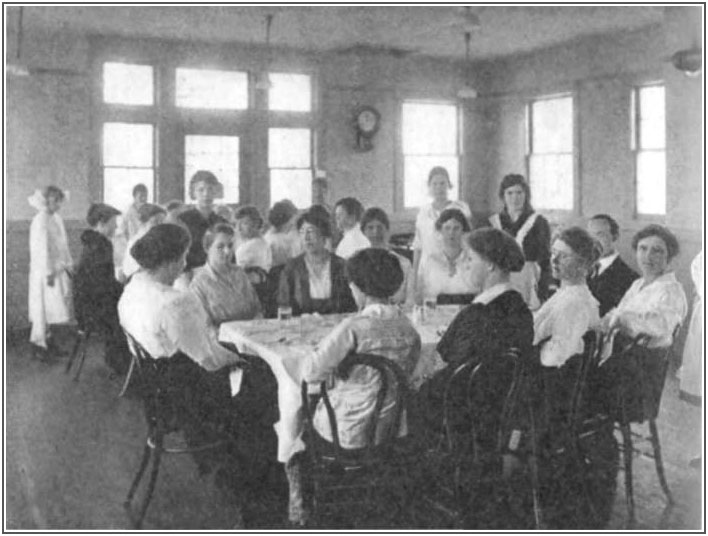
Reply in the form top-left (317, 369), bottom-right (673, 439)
top-left (597, 251), bottom-right (620, 275)
top-left (359, 302), bottom-right (400, 318)
top-left (473, 282), bottom-right (514, 305)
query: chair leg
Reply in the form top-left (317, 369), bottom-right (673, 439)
top-left (135, 437), bottom-right (163, 529)
top-left (527, 407), bottom-right (545, 530)
top-left (118, 356), bottom-right (137, 397)
top-left (65, 332), bottom-right (84, 374)
top-left (125, 444), bottom-right (152, 509)
top-left (619, 423), bottom-right (635, 527)
top-left (648, 419), bottom-right (673, 504)
top-left (73, 342), bottom-right (88, 381)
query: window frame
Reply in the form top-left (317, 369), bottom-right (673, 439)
top-left (631, 81), bottom-right (666, 219)
top-left (525, 91), bottom-right (578, 217)
top-left (397, 98), bottom-right (462, 214)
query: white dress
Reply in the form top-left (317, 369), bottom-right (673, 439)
top-left (236, 236), bottom-right (273, 272)
top-left (412, 200), bottom-right (471, 267)
top-left (680, 252), bottom-right (703, 400)
top-left (417, 247), bottom-right (476, 300)
top-left (335, 226), bottom-right (370, 260)
top-left (28, 209), bottom-right (74, 347)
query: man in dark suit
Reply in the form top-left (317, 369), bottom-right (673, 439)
top-left (587, 214), bottom-right (639, 317)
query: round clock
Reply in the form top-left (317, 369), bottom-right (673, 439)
top-left (353, 105), bottom-right (381, 152)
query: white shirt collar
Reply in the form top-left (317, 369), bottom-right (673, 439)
top-left (473, 282), bottom-right (514, 305)
top-left (597, 251), bottom-right (620, 275)
top-left (360, 302), bottom-right (400, 318)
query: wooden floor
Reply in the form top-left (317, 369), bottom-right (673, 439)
top-left (5, 332), bottom-right (704, 531)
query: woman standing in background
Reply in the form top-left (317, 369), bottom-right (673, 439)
top-left (28, 186), bottom-right (74, 360)
top-left (490, 174), bottom-right (551, 309)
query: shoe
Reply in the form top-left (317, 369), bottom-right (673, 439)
top-left (31, 344), bottom-right (52, 362)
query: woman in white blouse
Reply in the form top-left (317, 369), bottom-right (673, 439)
top-left (533, 227), bottom-right (600, 368)
top-left (234, 205), bottom-right (273, 273)
top-left (416, 208), bottom-right (476, 305)
top-left (264, 199), bottom-right (302, 268)
top-left (411, 166), bottom-right (471, 290)
top-left (118, 224), bottom-right (278, 487)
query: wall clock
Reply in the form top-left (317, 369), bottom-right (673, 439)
top-left (353, 105), bottom-right (381, 152)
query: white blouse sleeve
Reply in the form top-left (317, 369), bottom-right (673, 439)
top-left (539, 300), bottom-right (594, 368)
top-left (302, 318), bottom-right (356, 383)
top-left (411, 209), bottom-right (424, 250)
top-left (161, 293), bottom-right (239, 372)
top-left (616, 284), bottom-right (688, 342)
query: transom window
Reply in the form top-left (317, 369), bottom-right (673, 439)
top-left (102, 62), bottom-right (154, 106)
top-left (175, 68), bottom-right (249, 110)
top-left (269, 128), bottom-right (312, 208)
top-left (632, 84), bottom-right (666, 215)
top-left (268, 73), bottom-right (312, 112)
top-left (527, 94), bottom-right (574, 211)
top-left (401, 101), bottom-right (459, 209)
top-left (102, 122), bottom-right (154, 209)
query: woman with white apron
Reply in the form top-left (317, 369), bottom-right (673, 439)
top-left (28, 186), bottom-right (74, 360)
top-left (489, 174), bottom-right (551, 310)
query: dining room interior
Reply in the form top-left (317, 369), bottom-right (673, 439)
top-left (4, 4), bottom-right (704, 532)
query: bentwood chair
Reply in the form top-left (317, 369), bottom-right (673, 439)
top-left (605, 325), bottom-right (680, 526)
top-left (122, 331), bottom-right (231, 529)
top-left (300, 353), bottom-right (415, 527)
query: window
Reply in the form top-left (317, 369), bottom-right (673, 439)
top-left (102, 123), bottom-right (154, 209)
top-left (268, 128), bottom-right (312, 208)
top-left (632, 84), bottom-right (666, 215)
top-left (103, 62), bottom-right (154, 106)
top-left (269, 73), bottom-right (312, 112)
top-left (176, 68), bottom-right (249, 110)
top-left (184, 136), bottom-right (240, 203)
top-left (401, 102), bottom-right (459, 209)
top-left (527, 95), bottom-right (574, 210)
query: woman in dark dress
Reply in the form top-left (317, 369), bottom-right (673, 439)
top-left (416, 227), bottom-right (534, 449)
top-left (74, 203), bottom-right (131, 374)
top-left (489, 174), bottom-right (552, 308)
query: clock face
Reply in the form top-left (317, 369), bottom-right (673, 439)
top-left (357, 109), bottom-right (379, 133)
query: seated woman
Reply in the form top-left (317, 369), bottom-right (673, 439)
top-left (360, 207), bottom-right (415, 305)
top-left (190, 223), bottom-right (262, 326)
top-left (416, 208), bottom-right (476, 305)
top-left (120, 203), bottom-right (166, 282)
top-left (277, 208), bottom-right (356, 316)
top-left (533, 227), bottom-right (601, 368)
top-left (595, 224), bottom-right (688, 421)
top-left (235, 205), bottom-right (273, 273)
top-left (300, 248), bottom-right (422, 450)
top-left (74, 203), bottom-right (131, 374)
top-left (264, 199), bottom-right (302, 268)
top-left (118, 223), bottom-right (278, 481)
top-left (415, 228), bottom-right (534, 447)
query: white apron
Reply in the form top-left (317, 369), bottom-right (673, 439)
top-left (490, 213), bottom-right (541, 311)
top-left (28, 210), bottom-right (74, 347)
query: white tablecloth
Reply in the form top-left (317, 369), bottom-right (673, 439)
top-left (218, 306), bottom-right (458, 463)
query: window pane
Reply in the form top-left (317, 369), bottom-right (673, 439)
top-left (404, 156), bottom-right (459, 209)
top-left (103, 62), bottom-right (154, 106)
top-left (637, 151), bottom-right (666, 215)
top-left (270, 170), bottom-right (312, 209)
top-left (103, 123), bottom-right (153, 167)
top-left (402, 103), bottom-right (457, 155)
top-left (104, 168), bottom-right (154, 211)
top-left (176, 68), bottom-right (248, 110)
top-left (639, 86), bottom-right (665, 121)
top-left (529, 154), bottom-right (573, 210)
top-left (269, 128), bottom-right (311, 168)
top-left (269, 73), bottom-right (312, 112)
top-left (184, 135), bottom-right (240, 203)
top-left (532, 96), bottom-right (573, 153)
top-left (639, 116), bottom-right (665, 149)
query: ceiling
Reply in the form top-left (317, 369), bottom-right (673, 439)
top-left (11, 5), bottom-right (664, 60)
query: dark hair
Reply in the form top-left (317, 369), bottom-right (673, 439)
top-left (589, 214), bottom-right (620, 240)
top-left (235, 205), bottom-right (263, 229)
top-left (202, 223), bottom-right (235, 252)
top-left (130, 223), bottom-right (191, 270)
top-left (435, 208), bottom-right (471, 233)
top-left (137, 203), bottom-right (166, 224)
top-left (467, 228), bottom-right (526, 273)
top-left (296, 207), bottom-right (332, 238)
top-left (499, 174), bottom-right (532, 211)
top-left (428, 166), bottom-right (452, 187)
top-left (165, 199), bottom-right (184, 212)
top-left (43, 185), bottom-right (65, 202)
top-left (188, 170), bottom-right (222, 199)
top-left (268, 200), bottom-right (298, 230)
top-left (555, 226), bottom-right (601, 267)
top-left (346, 248), bottom-right (403, 299)
top-left (360, 207), bottom-right (390, 232)
top-left (334, 197), bottom-right (364, 221)
top-left (631, 224), bottom-right (680, 261)
top-left (132, 183), bottom-right (148, 197)
top-left (86, 203), bottom-right (121, 227)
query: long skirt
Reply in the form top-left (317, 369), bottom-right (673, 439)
top-left (28, 269), bottom-right (74, 348)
